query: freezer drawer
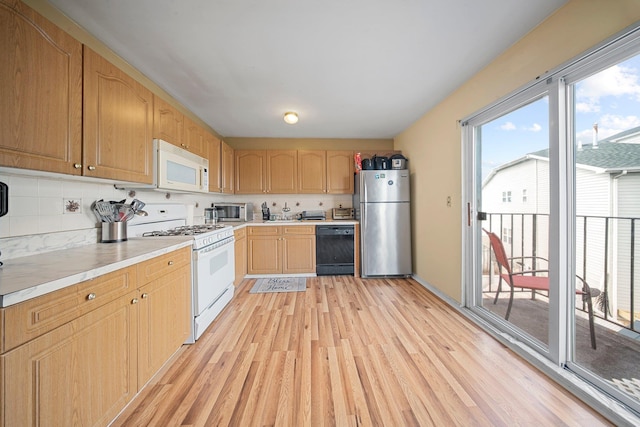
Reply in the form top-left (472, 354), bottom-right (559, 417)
top-left (360, 202), bottom-right (412, 277)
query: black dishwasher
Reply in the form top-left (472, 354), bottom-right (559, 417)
top-left (316, 225), bottom-right (355, 276)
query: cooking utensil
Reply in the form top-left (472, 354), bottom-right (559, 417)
top-left (94, 201), bottom-right (115, 222)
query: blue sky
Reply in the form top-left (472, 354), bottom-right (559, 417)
top-left (481, 53), bottom-right (640, 180)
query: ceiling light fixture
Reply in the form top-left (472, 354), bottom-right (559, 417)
top-left (283, 111), bottom-right (299, 124)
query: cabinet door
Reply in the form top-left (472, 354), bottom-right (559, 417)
top-left (183, 116), bottom-right (207, 158)
top-left (282, 226), bottom-right (316, 274)
top-left (267, 150), bottom-right (297, 193)
top-left (221, 140), bottom-right (235, 194)
top-left (283, 234), bottom-right (316, 273)
top-left (234, 228), bottom-right (247, 286)
top-left (138, 264), bottom-right (191, 386)
top-left (207, 133), bottom-right (222, 193)
top-left (247, 231), bottom-right (281, 274)
top-left (298, 150), bottom-right (326, 193)
top-left (2, 266), bottom-right (136, 353)
top-left (0, 0), bottom-right (82, 175)
top-left (153, 95), bottom-right (184, 146)
top-left (327, 150), bottom-right (354, 194)
top-left (83, 47), bottom-right (153, 183)
top-left (235, 150), bottom-right (266, 194)
top-left (2, 291), bottom-right (138, 427)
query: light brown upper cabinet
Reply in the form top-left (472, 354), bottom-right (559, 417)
top-left (83, 47), bottom-right (154, 183)
top-left (235, 150), bottom-right (297, 194)
top-left (298, 150), bottom-right (354, 194)
top-left (298, 150), bottom-right (327, 193)
top-left (221, 140), bottom-right (235, 194)
top-left (267, 150), bottom-right (297, 193)
top-left (207, 133), bottom-right (222, 193)
top-left (183, 116), bottom-right (208, 159)
top-left (326, 150), bottom-right (354, 193)
top-left (153, 95), bottom-right (184, 147)
top-left (0, 0), bottom-right (83, 175)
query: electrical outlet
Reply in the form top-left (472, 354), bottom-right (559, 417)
top-left (63, 198), bottom-right (82, 214)
top-left (446, 196), bottom-right (452, 207)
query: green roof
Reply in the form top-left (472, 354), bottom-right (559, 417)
top-left (530, 141), bottom-right (640, 170)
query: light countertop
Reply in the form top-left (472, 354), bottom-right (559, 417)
top-left (220, 219), bottom-right (358, 228)
top-left (0, 237), bottom-right (193, 307)
top-left (0, 220), bottom-right (358, 307)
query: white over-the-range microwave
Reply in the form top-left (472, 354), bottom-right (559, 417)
top-left (117, 139), bottom-right (209, 193)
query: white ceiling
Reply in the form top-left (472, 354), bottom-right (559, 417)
top-left (48, 0), bottom-right (566, 139)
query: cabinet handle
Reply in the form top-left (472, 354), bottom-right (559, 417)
top-left (87, 165), bottom-right (96, 171)
top-left (131, 298), bottom-right (139, 304)
top-left (168, 260), bottom-right (174, 266)
top-left (141, 293), bottom-right (149, 299)
top-left (87, 292), bottom-right (96, 301)
top-left (73, 163), bottom-right (82, 169)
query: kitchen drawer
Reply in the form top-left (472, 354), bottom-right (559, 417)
top-left (137, 247), bottom-right (191, 285)
top-left (247, 226), bottom-right (281, 236)
top-left (234, 227), bottom-right (246, 240)
top-left (283, 225), bottom-right (315, 235)
top-left (1, 266), bottom-right (137, 353)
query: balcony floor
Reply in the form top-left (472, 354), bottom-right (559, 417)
top-left (483, 291), bottom-right (640, 400)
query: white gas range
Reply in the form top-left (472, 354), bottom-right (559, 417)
top-left (128, 204), bottom-right (235, 343)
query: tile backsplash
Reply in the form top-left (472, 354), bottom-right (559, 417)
top-left (0, 170), bottom-right (353, 260)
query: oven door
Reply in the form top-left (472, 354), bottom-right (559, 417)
top-left (193, 237), bottom-right (235, 315)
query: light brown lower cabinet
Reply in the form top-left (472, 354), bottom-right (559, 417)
top-left (247, 225), bottom-right (316, 274)
top-left (234, 227), bottom-right (247, 285)
top-left (137, 249), bottom-right (191, 386)
top-left (0, 247), bottom-right (191, 427)
top-left (2, 290), bottom-right (139, 427)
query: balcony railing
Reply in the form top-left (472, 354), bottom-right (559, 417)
top-left (484, 212), bottom-right (639, 333)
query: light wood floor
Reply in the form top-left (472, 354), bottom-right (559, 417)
top-left (112, 276), bottom-right (611, 426)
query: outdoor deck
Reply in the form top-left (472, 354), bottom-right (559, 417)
top-left (482, 291), bottom-right (640, 400)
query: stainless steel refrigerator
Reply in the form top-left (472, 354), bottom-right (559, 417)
top-left (354, 170), bottom-right (412, 277)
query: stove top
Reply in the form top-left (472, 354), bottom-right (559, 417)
top-left (127, 203), bottom-right (235, 250)
top-left (142, 224), bottom-right (227, 237)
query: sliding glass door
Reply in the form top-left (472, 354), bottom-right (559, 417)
top-left (566, 51), bottom-right (640, 409)
top-left (471, 93), bottom-right (552, 350)
top-left (463, 26), bottom-right (640, 414)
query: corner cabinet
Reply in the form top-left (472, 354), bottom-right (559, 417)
top-left (0, 0), bottom-right (83, 175)
top-left (247, 225), bottom-right (316, 274)
top-left (83, 47), bottom-right (154, 183)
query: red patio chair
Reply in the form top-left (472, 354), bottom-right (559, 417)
top-left (483, 229), bottom-right (598, 349)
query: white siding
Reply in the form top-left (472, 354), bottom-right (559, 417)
top-left (575, 168), bottom-right (611, 217)
top-left (613, 174), bottom-right (640, 316)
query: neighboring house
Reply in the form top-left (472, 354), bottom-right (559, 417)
top-left (482, 128), bottom-right (640, 323)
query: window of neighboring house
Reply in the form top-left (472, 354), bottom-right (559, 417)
top-left (502, 227), bottom-right (512, 244)
top-left (522, 189), bottom-right (528, 202)
top-left (502, 191), bottom-right (512, 203)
